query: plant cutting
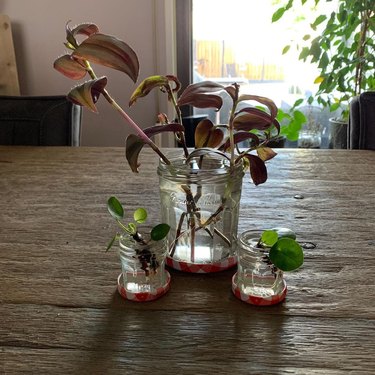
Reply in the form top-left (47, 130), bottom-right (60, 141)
top-left (272, 0), bottom-right (375, 147)
top-left (54, 22), bottom-right (281, 272)
top-left (106, 196), bottom-right (171, 302)
top-left (232, 227), bottom-right (303, 305)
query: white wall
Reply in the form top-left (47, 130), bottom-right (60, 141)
top-left (0, 0), bottom-right (176, 146)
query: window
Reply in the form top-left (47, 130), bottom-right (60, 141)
top-left (176, 0), bottom-right (340, 147)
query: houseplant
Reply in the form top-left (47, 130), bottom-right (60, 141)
top-left (233, 228), bottom-right (304, 305)
top-left (106, 196), bottom-right (171, 301)
top-left (272, 0), bottom-right (375, 148)
top-left (54, 22), bottom-right (281, 272)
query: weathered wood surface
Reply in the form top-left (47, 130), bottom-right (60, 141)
top-left (0, 147), bottom-right (374, 374)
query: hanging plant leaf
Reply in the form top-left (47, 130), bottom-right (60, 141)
top-left (129, 75), bottom-right (181, 106)
top-left (67, 77), bottom-right (108, 112)
top-left (242, 154), bottom-right (267, 185)
top-left (107, 196), bottom-right (124, 220)
top-left (53, 55), bottom-right (87, 80)
top-left (151, 223), bottom-right (170, 241)
top-left (70, 23), bottom-right (100, 37)
top-left (257, 147), bottom-right (277, 161)
top-left (125, 123), bottom-right (184, 173)
top-left (177, 81), bottom-right (224, 109)
top-left (72, 33), bottom-right (139, 83)
top-left (237, 95), bottom-right (278, 119)
top-left (194, 119), bottom-right (224, 148)
top-left (233, 108), bottom-right (280, 132)
top-left (133, 208), bottom-right (147, 224)
top-left (269, 238), bottom-right (304, 271)
top-left (220, 131), bottom-right (260, 152)
top-left (106, 233), bottom-right (119, 252)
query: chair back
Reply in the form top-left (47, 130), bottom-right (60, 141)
top-left (0, 95), bottom-right (82, 146)
top-left (348, 91), bottom-right (375, 150)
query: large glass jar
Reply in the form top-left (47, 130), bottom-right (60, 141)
top-left (117, 234), bottom-right (170, 302)
top-left (232, 230), bottom-right (287, 305)
top-left (158, 150), bottom-right (244, 273)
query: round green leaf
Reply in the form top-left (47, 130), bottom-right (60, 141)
top-left (107, 196), bottom-right (124, 220)
top-left (151, 224), bottom-right (170, 241)
top-left (261, 230), bottom-right (278, 247)
top-left (269, 238), bottom-right (304, 272)
top-left (133, 208), bottom-right (147, 224)
top-left (127, 223), bottom-right (137, 235)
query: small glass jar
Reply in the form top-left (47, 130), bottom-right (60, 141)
top-left (232, 230), bottom-right (287, 305)
top-left (117, 234), bottom-right (170, 301)
top-left (298, 129), bottom-right (322, 148)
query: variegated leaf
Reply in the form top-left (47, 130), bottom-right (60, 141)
top-left (67, 77), bottom-right (108, 112)
top-left (54, 55), bottom-right (87, 80)
top-left (238, 94), bottom-right (278, 119)
top-left (129, 75), bottom-right (170, 106)
top-left (72, 33), bottom-right (139, 83)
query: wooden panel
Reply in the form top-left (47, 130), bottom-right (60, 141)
top-left (0, 14), bottom-right (20, 95)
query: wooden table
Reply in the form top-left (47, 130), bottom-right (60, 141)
top-left (1, 147), bottom-right (374, 374)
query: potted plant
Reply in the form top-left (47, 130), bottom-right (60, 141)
top-left (54, 22), bottom-right (281, 273)
top-left (233, 227), bottom-right (304, 305)
top-left (106, 196), bottom-right (171, 301)
top-left (272, 0), bottom-right (375, 148)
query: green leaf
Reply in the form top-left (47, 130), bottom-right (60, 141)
top-left (133, 208), bottom-right (147, 224)
top-left (151, 223), bottom-right (170, 241)
top-left (107, 196), bottom-right (124, 220)
top-left (72, 33), bottom-right (139, 83)
top-left (312, 15), bottom-right (327, 28)
top-left (272, 7), bottom-right (285, 22)
top-left (127, 223), bottom-right (137, 235)
top-left (261, 230), bottom-right (278, 247)
top-left (269, 238), bottom-right (304, 271)
top-left (282, 45), bottom-right (290, 54)
top-left (106, 233), bottom-right (119, 252)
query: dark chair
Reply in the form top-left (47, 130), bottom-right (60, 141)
top-left (348, 91), bottom-right (375, 150)
top-left (0, 95), bottom-right (82, 146)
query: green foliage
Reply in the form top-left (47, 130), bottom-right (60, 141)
top-left (105, 196), bottom-right (170, 251)
top-left (272, 0), bottom-right (375, 121)
top-left (259, 229), bottom-right (304, 272)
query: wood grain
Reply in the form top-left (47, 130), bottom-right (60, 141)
top-left (0, 15), bottom-right (20, 95)
top-left (0, 147), bottom-right (374, 374)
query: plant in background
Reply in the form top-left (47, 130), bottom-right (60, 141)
top-left (272, 0), bottom-right (375, 122)
top-left (106, 196), bottom-right (170, 274)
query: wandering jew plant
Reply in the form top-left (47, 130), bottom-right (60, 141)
top-left (54, 22), bottom-right (280, 182)
top-left (54, 22), bottom-right (281, 258)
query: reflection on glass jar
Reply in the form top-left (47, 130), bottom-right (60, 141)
top-left (158, 150), bottom-right (244, 272)
top-left (298, 130), bottom-right (321, 148)
top-left (232, 230), bottom-right (287, 305)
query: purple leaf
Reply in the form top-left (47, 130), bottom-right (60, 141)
top-left (72, 33), bottom-right (139, 83)
top-left (194, 119), bottom-right (224, 148)
top-left (53, 55), bottom-right (87, 80)
top-left (177, 81), bottom-right (224, 110)
top-left (238, 94), bottom-right (278, 119)
top-left (67, 77), bottom-right (108, 112)
top-left (220, 131), bottom-right (260, 151)
top-left (125, 134), bottom-right (144, 173)
top-left (233, 107), bottom-right (278, 131)
top-left (242, 154), bottom-right (268, 185)
top-left (70, 23), bottom-right (99, 37)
